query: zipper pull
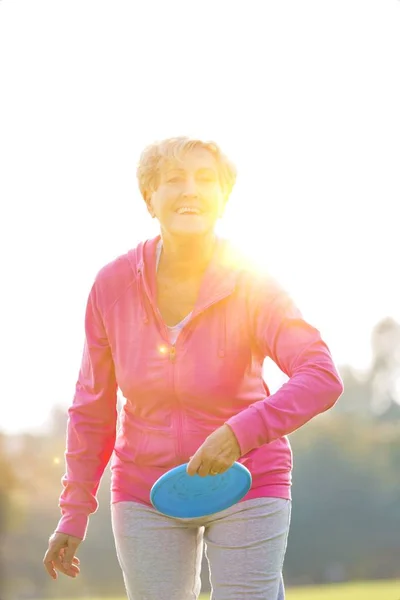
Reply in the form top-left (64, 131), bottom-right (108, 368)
top-left (169, 346), bottom-right (176, 362)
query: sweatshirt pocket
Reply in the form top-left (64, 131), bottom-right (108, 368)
top-left (180, 428), bottom-right (211, 463)
top-left (117, 416), bottom-right (177, 468)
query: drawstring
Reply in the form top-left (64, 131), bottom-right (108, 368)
top-left (137, 262), bottom-right (149, 324)
top-left (218, 305), bottom-right (226, 358)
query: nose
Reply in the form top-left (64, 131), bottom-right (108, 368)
top-left (181, 176), bottom-right (198, 199)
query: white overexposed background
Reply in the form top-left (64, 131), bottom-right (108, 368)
top-left (1, 0), bottom-right (399, 433)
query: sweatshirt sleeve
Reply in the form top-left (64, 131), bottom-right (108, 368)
top-left (225, 278), bottom-right (344, 456)
top-left (56, 281), bottom-right (118, 540)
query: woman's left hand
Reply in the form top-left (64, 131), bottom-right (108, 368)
top-left (187, 424), bottom-right (242, 477)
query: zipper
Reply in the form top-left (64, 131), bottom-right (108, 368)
top-left (167, 297), bottom-right (231, 463)
top-left (138, 269), bottom-right (171, 345)
top-left (138, 267), bottom-right (234, 463)
top-left (169, 346), bottom-right (176, 362)
top-left (170, 291), bottom-right (231, 351)
top-left (169, 344), bottom-right (183, 461)
top-left (138, 270), bottom-right (185, 460)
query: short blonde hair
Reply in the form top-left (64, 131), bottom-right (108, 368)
top-left (137, 136), bottom-right (237, 203)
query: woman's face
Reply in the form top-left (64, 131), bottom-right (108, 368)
top-left (147, 147), bottom-right (226, 238)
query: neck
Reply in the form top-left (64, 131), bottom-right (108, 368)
top-left (159, 231), bottom-right (216, 278)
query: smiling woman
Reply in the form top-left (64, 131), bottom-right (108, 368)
top-left (44, 135), bottom-right (343, 600)
top-left (137, 137), bottom-right (236, 239)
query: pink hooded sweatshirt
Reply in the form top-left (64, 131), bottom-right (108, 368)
top-left (56, 236), bottom-right (343, 540)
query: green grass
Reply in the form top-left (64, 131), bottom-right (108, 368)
top-left (284, 579), bottom-right (400, 599)
top-left (52, 579), bottom-right (400, 600)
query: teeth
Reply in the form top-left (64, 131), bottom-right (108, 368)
top-left (177, 207), bottom-right (201, 215)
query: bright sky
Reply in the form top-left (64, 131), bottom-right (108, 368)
top-left (1, 1), bottom-right (399, 435)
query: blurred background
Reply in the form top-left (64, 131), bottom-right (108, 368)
top-left (1, 0), bottom-right (399, 598)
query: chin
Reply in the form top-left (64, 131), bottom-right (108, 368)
top-left (169, 224), bottom-right (215, 238)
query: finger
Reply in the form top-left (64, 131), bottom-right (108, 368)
top-left (53, 546), bottom-right (79, 578)
top-left (187, 453), bottom-right (203, 476)
top-left (219, 458), bottom-right (236, 474)
top-left (62, 551), bottom-right (80, 573)
top-left (54, 549), bottom-right (78, 578)
top-left (43, 552), bottom-right (57, 580)
top-left (210, 458), bottom-right (234, 475)
top-left (63, 543), bottom-right (80, 572)
top-left (66, 562), bottom-right (80, 575)
top-left (217, 465), bottom-right (229, 474)
top-left (209, 465), bottom-right (221, 476)
top-left (43, 541), bottom-right (64, 579)
top-left (53, 555), bottom-right (77, 578)
top-left (197, 459), bottom-right (213, 478)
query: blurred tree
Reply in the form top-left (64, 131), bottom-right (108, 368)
top-left (332, 317), bottom-right (400, 420)
top-left (47, 404), bottom-right (69, 438)
top-left (0, 432), bottom-right (20, 598)
top-left (369, 317), bottom-right (400, 418)
top-left (332, 364), bottom-right (372, 417)
top-left (286, 415), bottom-right (400, 584)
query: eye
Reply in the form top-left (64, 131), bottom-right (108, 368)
top-left (197, 171), bottom-right (217, 183)
top-left (166, 175), bottom-right (184, 184)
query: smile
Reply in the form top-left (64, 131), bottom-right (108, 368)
top-left (176, 207), bottom-right (202, 215)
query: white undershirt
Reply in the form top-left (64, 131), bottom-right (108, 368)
top-left (156, 240), bottom-right (192, 344)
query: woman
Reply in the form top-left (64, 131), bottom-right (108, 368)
top-left (43, 137), bottom-right (343, 599)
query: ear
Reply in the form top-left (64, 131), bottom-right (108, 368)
top-left (144, 192), bottom-right (156, 219)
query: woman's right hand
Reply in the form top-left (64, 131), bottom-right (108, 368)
top-left (43, 531), bottom-right (82, 580)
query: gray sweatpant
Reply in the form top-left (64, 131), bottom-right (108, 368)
top-left (111, 497), bottom-right (291, 600)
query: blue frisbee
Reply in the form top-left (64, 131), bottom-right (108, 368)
top-left (150, 462), bottom-right (252, 519)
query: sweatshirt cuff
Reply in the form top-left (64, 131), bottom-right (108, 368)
top-left (225, 404), bottom-right (268, 456)
top-left (56, 513), bottom-right (89, 541)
